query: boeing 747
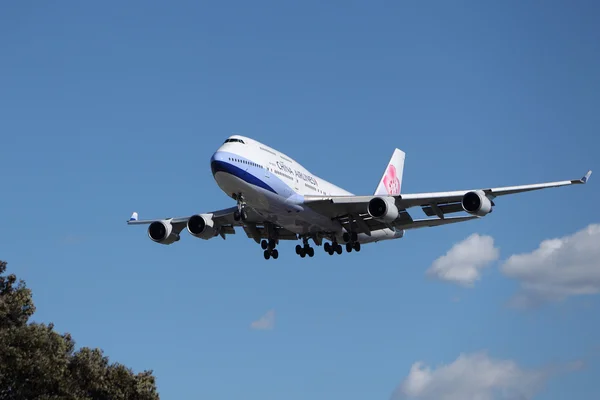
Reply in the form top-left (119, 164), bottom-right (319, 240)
top-left (127, 135), bottom-right (592, 260)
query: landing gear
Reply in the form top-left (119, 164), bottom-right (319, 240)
top-left (324, 241), bottom-right (343, 255)
top-left (342, 231), bottom-right (361, 253)
top-left (233, 193), bottom-right (248, 221)
top-left (234, 208), bottom-right (248, 221)
top-left (261, 225), bottom-right (279, 260)
top-left (260, 238), bottom-right (276, 250)
top-left (263, 248), bottom-right (278, 260)
top-left (296, 237), bottom-right (315, 258)
top-left (343, 232), bottom-right (358, 243)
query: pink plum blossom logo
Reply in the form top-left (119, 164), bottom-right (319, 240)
top-left (383, 164), bottom-right (400, 195)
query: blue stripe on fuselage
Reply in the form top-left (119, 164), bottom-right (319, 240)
top-left (211, 160), bottom-right (277, 194)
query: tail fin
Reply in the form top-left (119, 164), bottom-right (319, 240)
top-left (374, 148), bottom-right (405, 196)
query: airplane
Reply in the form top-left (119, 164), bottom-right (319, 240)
top-left (127, 135), bottom-right (592, 260)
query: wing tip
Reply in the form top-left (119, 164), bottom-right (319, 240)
top-left (129, 212), bottom-right (139, 222)
top-left (582, 170), bottom-right (592, 184)
top-left (571, 170), bottom-right (592, 185)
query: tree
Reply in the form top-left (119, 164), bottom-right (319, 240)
top-left (0, 260), bottom-right (160, 400)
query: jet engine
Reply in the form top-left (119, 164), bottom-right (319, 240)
top-left (148, 220), bottom-right (180, 244)
top-left (461, 190), bottom-right (493, 216)
top-left (367, 196), bottom-right (399, 223)
top-left (187, 214), bottom-right (218, 240)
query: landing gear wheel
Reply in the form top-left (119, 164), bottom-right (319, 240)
top-left (272, 249), bottom-right (279, 259)
top-left (307, 247), bottom-right (315, 257)
top-left (351, 232), bottom-right (358, 242)
top-left (233, 210), bottom-right (241, 221)
top-left (343, 232), bottom-right (350, 243)
top-left (300, 249), bottom-right (306, 258)
top-left (346, 243), bottom-right (353, 253)
top-left (324, 242), bottom-right (331, 253)
top-left (353, 242), bottom-right (361, 252)
top-left (295, 245), bottom-right (302, 255)
top-left (261, 240), bottom-right (268, 250)
top-left (268, 239), bottom-right (276, 250)
top-left (335, 244), bottom-right (342, 254)
top-left (263, 250), bottom-right (270, 260)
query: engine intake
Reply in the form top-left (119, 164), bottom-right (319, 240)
top-left (148, 221), bottom-right (180, 244)
top-left (367, 197), bottom-right (399, 223)
top-left (187, 214), bottom-right (218, 240)
top-left (461, 190), bottom-right (493, 216)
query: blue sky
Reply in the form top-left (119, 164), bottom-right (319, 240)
top-left (1, 1), bottom-right (599, 399)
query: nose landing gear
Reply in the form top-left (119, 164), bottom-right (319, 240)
top-left (232, 193), bottom-right (248, 222)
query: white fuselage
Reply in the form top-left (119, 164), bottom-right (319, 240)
top-left (210, 135), bottom-right (403, 244)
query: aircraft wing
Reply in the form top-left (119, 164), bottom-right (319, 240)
top-left (127, 206), bottom-right (242, 227)
top-left (126, 206), bottom-right (298, 243)
top-left (304, 170), bottom-right (591, 234)
top-left (397, 169), bottom-right (592, 208)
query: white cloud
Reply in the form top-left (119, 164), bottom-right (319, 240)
top-left (501, 224), bottom-right (600, 306)
top-left (250, 309), bottom-right (275, 330)
top-left (426, 234), bottom-right (500, 287)
top-left (392, 351), bottom-right (573, 400)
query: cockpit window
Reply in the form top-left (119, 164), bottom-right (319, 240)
top-left (224, 138), bottom-right (245, 144)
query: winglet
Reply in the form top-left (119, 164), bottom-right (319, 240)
top-left (129, 212), bottom-right (139, 221)
top-left (581, 170), bottom-right (592, 184)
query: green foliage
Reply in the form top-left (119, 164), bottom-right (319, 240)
top-left (0, 260), bottom-right (35, 329)
top-left (0, 260), bottom-right (159, 400)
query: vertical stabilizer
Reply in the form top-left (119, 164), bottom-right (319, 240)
top-left (374, 148), bottom-right (405, 196)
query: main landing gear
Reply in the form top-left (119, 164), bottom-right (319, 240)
top-left (323, 241), bottom-right (343, 255)
top-left (342, 232), bottom-right (361, 253)
top-left (261, 238), bottom-right (279, 260)
top-left (296, 236), bottom-right (315, 258)
top-left (232, 193), bottom-right (248, 222)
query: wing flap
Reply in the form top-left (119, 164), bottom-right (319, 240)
top-left (399, 215), bottom-right (479, 229)
top-left (242, 225), bottom-right (298, 241)
top-left (336, 211), bottom-right (414, 235)
top-left (303, 196), bottom-right (375, 218)
top-left (421, 202), bottom-right (464, 217)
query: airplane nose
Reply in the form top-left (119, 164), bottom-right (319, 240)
top-left (211, 150), bottom-right (225, 163)
top-left (210, 151), bottom-right (227, 176)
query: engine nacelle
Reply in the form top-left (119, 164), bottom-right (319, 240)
top-left (461, 190), bottom-right (493, 216)
top-left (367, 196), bottom-right (399, 223)
top-left (148, 220), bottom-right (180, 245)
top-left (187, 214), bottom-right (218, 240)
